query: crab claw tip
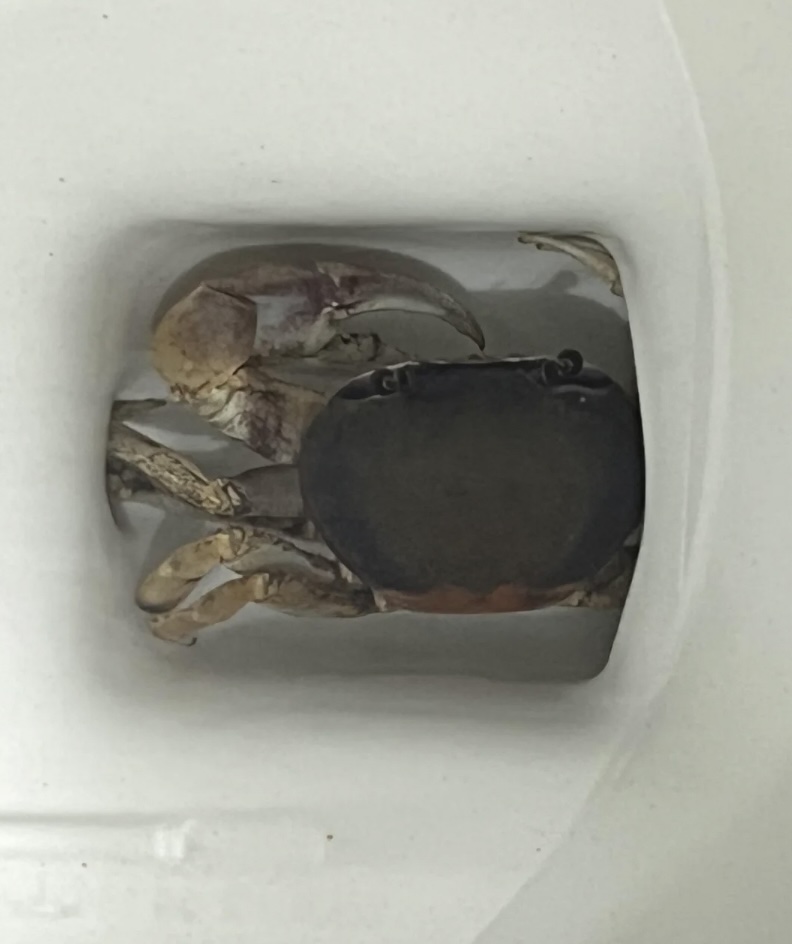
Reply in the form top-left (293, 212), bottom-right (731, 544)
top-left (320, 262), bottom-right (486, 350)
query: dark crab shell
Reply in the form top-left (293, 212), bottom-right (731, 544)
top-left (298, 353), bottom-right (644, 614)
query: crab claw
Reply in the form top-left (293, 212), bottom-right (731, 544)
top-left (151, 256), bottom-right (485, 396)
top-left (151, 284), bottom-right (257, 394)
top-left (316, 262), bottom-right (485, 350)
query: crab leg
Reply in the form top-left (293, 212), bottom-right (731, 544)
top-left (137, 525), bottom-right (375, 642)
top-left (137, 530), bottom-right (247, 613)
top-left (149, 572), bottom-right (375, 642)
top-left (518, 232), bottom-right (623, 297)
top-left (107, 414), bottom-right (304, 518)
top-left (182, 366), bottom-right (329, 464)
top-left (136, 525), bottom-right (336, 611)
top-left (108, 421), bottom-right (245, 517)
top-left (557, 547), bottom-right (637, 609)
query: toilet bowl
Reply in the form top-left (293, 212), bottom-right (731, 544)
top-left (0, 0), bottom-right (787, 941)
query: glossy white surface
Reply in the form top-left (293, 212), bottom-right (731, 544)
top-left (2, 0), bottom-right (782, 940)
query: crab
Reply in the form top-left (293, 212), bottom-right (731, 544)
top-left (107, 234), bottom-right (642, 644)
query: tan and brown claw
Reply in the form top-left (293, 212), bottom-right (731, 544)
top-left (148, 257), bottom-right (485, 462)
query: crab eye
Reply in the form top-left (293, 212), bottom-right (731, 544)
top-left (374, 369), bottom-right (402, 396)
top-left (557, 349), bottom-right (584, 375)
top-left (540, 349), bottom-right (585, 386)
top-left (335, 368), bottom-right (406, 401)
top-left (335, 373), bottom-right (380, 400)
top-left (540, 360), bottom-right (564, 385)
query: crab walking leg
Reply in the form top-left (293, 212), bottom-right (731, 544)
top-left (137, 526), bottom-right (375, 642)
top-left (517, 232), bottom-right (624, 297)
top-left (150, 574), bottom-right (270, 641)
top-left (106, 467), bottom-right (245, 520)
top-left (107, 463), bottom-right (253, 521)
top-left (149, 572), bottom-right (375, 642)
top-left (108, 399), bottom-right (185, 511)
top-left (556, 547), bottom-right (637, 609)
top-left (108, 421), bottom-right (247, 517)
top-left (137, 530), bottom-right (244, 613)
top-left (137, 525), bottom-right (339, 612)
top-left (107, 417), bottom-right (304, 518)
top-left (107, 469), bottom-right (304, 533)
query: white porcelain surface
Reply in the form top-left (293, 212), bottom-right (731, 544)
top-left (1, 0), bottom-right (784, 940)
